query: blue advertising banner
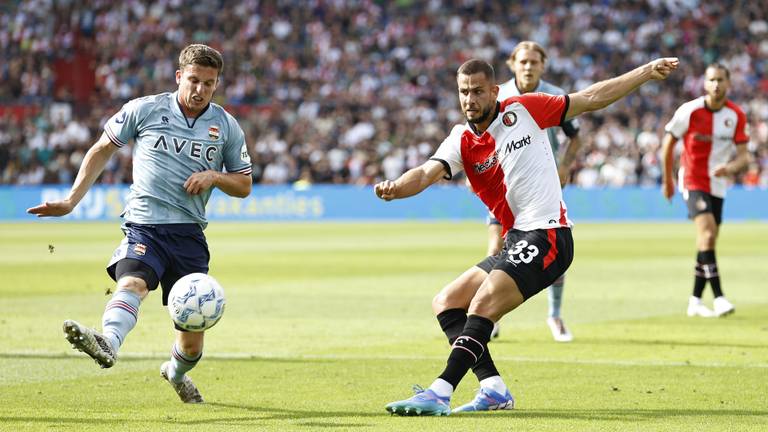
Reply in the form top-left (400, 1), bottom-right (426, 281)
top-left (1, 185), bottom-right (766, 222)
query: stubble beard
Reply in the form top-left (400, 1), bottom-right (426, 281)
top-left (466, 104), bottom-right (493, 124)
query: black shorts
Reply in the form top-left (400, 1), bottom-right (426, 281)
top-left (106, 223), bottom-right (210, 305)
top-left (476, 227), bottom-right (573, 300)
top-left (685, 190), bottom-right (724, 225)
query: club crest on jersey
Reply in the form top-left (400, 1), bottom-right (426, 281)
top-left (724, 118), bottom-right (734, 128)
top-left (474, 150), bottom-right (499, 174)
top-left (134, 243), bottom-right (147, 256)
top-left (208, 126), bottom-right (220, 140)
top-left (502, 112), bottom-right (518, 127)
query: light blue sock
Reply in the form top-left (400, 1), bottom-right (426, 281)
top-left (548, 277), bottom-right (565, 318)
top-left (168, 343), bottom-right (202, 384)
top-left (101, 289), bottom-right (141, 352)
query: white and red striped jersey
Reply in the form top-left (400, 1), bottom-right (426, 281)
top-left (665, 96), bottom-right (748, 198)
top-left (432, 93), bottom-right (572, 233)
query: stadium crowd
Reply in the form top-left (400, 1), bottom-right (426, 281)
top-left (1, 0), bottom-right (767, 188)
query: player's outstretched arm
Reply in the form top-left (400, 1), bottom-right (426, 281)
top-left (184, 171), bottom-right (251, 197)
top-left (27, 132), bottom-right (119, 217)
top-left (660, 132), bottom-right (678, 201)
top-left (374, 160), bottom-right (447, 201)
top-left (566, 57), bottom-right (679, 119)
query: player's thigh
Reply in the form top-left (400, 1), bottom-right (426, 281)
top-left (693, 212), bottom-right (719, 249)
top-left (114, 259), bottom-right (158, 298)
top-left (686, 191), bottom-right (723, 226)
top-left (494, 227), bottom-right (574, 300)
top-left (107, 224), bottom-right (167, 293)
top-left (432, 266), bottom-right (488, 313)
top-left (158, 224), bottom-right (210, 306)
top-left (468, 269), bottom-right (525, 322)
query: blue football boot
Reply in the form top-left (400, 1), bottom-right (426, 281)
top-left (451, 387), bottom-right (515, 413)
top-left (385, 385), bottom-right (451, 416)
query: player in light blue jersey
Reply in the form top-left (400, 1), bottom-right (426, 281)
top-left (484, 41), bottom-right (581, 343)
top-left (28, 44), bottom-right (252, 403)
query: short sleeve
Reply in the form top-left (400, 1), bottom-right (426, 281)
top-left (222, 114), bottom-right (252, 175)
top-left (734, 107), bottom-right (749, 145)
top-left (664, 105), bottom-right (690, 139)
top-left (516, 93), bottom-right (568, 130)
top-left (104, 99), bottom-right (146, 147)
top-left (430, 125), bottom-right (465, 179)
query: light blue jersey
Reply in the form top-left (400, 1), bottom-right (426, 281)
top-left (104, 92), bottom-right (252, 227)
top-left (497, 78), bottom-right (580, 155)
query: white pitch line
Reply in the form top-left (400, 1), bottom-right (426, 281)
top-left (2, 350), bottom-right (767, 369)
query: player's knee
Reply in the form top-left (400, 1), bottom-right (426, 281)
top-left (116, 276), bottom-right (150, 298)
top-left (432, 289), bottom-right (465, 314)
top-left (432, 291), bottom-right (451, 314)
top-left (698, 229), bottom-right (717, 249)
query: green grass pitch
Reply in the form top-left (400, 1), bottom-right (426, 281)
top-left (1, 221), bottom-right (766, 431)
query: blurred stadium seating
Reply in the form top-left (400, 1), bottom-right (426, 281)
top-left (1, 0), bottom-right (766, 188)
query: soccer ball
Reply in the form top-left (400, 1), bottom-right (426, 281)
top-left (167, 273), bottom-right (226, 332)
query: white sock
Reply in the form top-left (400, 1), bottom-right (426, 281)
top-left (480, 376), bottom-right (508, 395)
top-left (429, 378), bottom-right (454, 398)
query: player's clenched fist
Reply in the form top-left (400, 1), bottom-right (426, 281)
top-left (649, 57), bottom-right (679, 80)
top-left (374, 180), bottom-right (397, 201)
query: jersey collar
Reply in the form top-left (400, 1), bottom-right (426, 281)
top-left (514, 78), bottom-right (541, 94)
top-left (173, 91), bottom-right (211, 128)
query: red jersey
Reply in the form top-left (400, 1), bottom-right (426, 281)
top-left (665, 97), bottom-right (749, 198)
top-left (431, 93), bottom-right (572, 233)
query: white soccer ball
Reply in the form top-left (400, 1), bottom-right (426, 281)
top-left (167, 273), bottom-right (226, 332)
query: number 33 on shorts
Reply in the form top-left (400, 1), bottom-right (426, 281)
top-left (506, 240), bottom-right (539, 264)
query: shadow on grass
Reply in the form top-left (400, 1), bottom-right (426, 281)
top-left (3, 407), bottom-right (766, 427)
top-left (490, 337), bottom-right (766, 350)
top-left (563, 338), bottom-right (766, 350)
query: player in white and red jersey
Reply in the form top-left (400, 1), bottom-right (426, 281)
top-left (377, 57), bottom-right (679, 416)
top-left (661, 63), bottom-right (749, 319)
top-left (489, 40), bottom-right (582, 343)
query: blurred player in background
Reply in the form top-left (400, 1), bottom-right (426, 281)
top-left (661, 63), bottom-right (749, 318)
top-left (487, 41), bottom-right (582, 342)
top-left (376, 56), bottom-right (678, 415)
top-left (27, 44), bottom-right (252, 403)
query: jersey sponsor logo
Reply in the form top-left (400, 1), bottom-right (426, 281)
top-left (473, 150), bottom-right (499, 174)
top-left (208, 125), bottom-right (220, 140)
top-left (153, 135), bottom-right (219, 162)
top-left (502, 112), bottom-right (518, 127)
top-left (692, 133), bottom-right (712, 142)
top-left (115, 111), bottom-right (126, 124)
top-left (503, 134), bottom-right (532, 154)
top-left (134, 243), bottom-right (147, 256)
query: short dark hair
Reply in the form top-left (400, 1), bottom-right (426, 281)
top-left (457, 59), bottom-right (495, 82)
top-left (706, 62), bottom-right (730, 80)
top-left (179, 44), bottom-right (224, 76)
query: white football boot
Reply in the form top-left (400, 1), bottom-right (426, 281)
top-left (713, 296), bottom-right (735, 317)
top-left (547, 317), bottom-right (573, 342)
top-left (686, 296), bottom-right (715, 318)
